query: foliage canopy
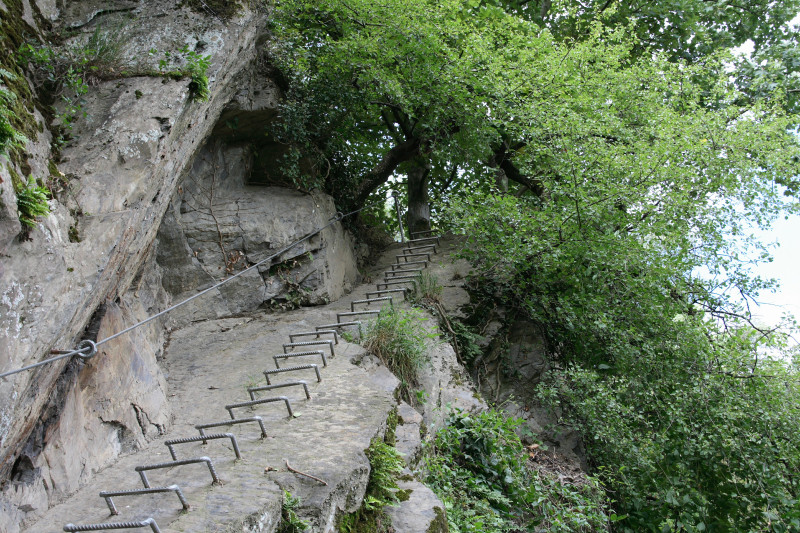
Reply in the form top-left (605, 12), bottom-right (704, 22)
top-left (272, 0), bottom-right (800, 529)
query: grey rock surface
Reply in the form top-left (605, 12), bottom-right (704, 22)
top-left (24, 286), bottom-right (397, 533)
top-left (1, 2), bottom-right (268, 491)
top-left (386, 478), bottom-right (448, 533)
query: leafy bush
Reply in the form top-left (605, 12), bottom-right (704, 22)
top-left (362, 308), bottom-right (428, 402)
top-left (425, 409), bottom-right (610, 532)
top-left (451, 186), bottom-right (800, 530)
top-left (16, 176), bottom-right (50, 227)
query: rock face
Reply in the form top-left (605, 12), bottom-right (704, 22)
top-left (0, 2), bottom-right (358, 529)
top-left (156, 138), bottom-right (358, 325)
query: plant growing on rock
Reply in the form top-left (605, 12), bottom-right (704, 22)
top-left (339, 437), bottom-right (405, 532)
top-left (0, 69), bottom-right (28, 154)
top-left (362, 308), bottom-right (428, 402)
top-left (278, 490), bottom-right (309, 533)
top-left (15, 175), bottom-right (50, 227)
top-left (18, 25), bottom-right (128, 143)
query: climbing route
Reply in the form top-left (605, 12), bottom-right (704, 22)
top-left (33, 226), bottom-right (447, 532)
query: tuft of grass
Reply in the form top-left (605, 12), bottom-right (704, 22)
top-left (362, 308), bottom-right (428, 403)
top-left (409, 271), bottom-right (442, 305)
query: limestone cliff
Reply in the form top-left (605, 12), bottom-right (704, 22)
top-left (0, 2), bottom-right (358, 527)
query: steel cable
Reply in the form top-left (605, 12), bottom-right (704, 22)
top-left (0, 198), bottom-right (385, 379)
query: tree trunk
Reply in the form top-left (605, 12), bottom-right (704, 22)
top-left (406, 156), bottom-right (431, 236)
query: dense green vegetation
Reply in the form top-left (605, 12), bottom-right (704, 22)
top-left (273, 0), bottom-right (800, 530)
top-left (426, 409), bottom-right (612, 532)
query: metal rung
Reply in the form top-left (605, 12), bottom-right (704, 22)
top-left (384, 268), bottom-right (422, 277)
top-left (403, 244), bottom-right (436, 253)
top-left (316, 321), bottom-right (361, 330)
top-left (196, 417), bottom-right (267, 439)
top-left (377, 279), bottom-right (417, 290)
top-left (384, 274), bottom-right (419, 281)
top-left (411, 229), bottom-right (435, 237)
top-left (264, 364), bottom-right (321, 385)
top-left (275, 350), bottom-right (327, 369)
top-left (391, 261), bottom-right (427, 270)
top-left (283, 340), bottom-right (334, 356)
top-left (366, 289), bottom-right (408, 300)
top-left (351, 296), bottom-right (392, 311)
top-left (135, 457), bottom-right (220, 488)
top-left (396, 252), bottom-right (430, 262)
top-left (249, 381), bottom-right (311, 401)
top-left (64, 518), bottom-right (162, 532)
top-left (337, 310), bottom-right (380, 322)
top-left (225, 396), bottom-right (293, 418)
top-left (165, 433), bottom-right (241, 461)
top-left (406, 236), bottom-right (440, 246)
top-left (290, 330), bottom-right (339, 344)
top-left (99, 485), bottom-right (189, 516)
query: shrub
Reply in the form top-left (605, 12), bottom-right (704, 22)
top-left (425, 408), bottom-right (611, 532)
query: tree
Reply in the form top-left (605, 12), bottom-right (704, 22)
top-left (269, 5), bottom-right (800, 526)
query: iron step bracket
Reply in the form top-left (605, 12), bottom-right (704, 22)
top-left (289, 330), bottom-right (339, 344)
top-left (384, 268), bottom-right (422, 277)
top-left (99, 485), bottom-right (189, 516)
top-left (377, 279), bottom-right (417, 290)
top-left (248, 381), bottom-right (311, 401)
top-left (396, 252), bottom-right (430, 262)
top-left (195, 417), bottom-right (267, 440)
top-left (264, 364), bottom-right (321, 385)
top-left (135, 457), bottom-right (220, 488)
top-left (225, 396), bottom-right (293, 419)
top-left (164, 433), bottom-right (241, 461)
top-left (337, 310), bottom-right (380, 322)
top-left (283, 340), bottom-right (335, 356)
top-left (366, 289), bottom-right (408, 299)
top-left (403, 244), bottom-right (436, 253)
top-left (64, 518), bottom-right (162, 532)
top-left (350, 296), bottom-right (393, 311)
top-left (383, 274), bottom-right (419, 281)
top-left (391, 261), bottom-right (427, 270)
top-left (315, 321), bottom-right (361, 330)
top-left (406, 236), bottom-right (440, 246)
top-left (274, 350), bottom-right (327, 369)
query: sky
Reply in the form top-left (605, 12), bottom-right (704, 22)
top-left (750, 215), bottom-right (800, 333)
top-left (731, 30), bottom-right (799, 340)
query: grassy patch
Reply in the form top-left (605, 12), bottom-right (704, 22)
top-left (362, 308), bottom-right (428, 403)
